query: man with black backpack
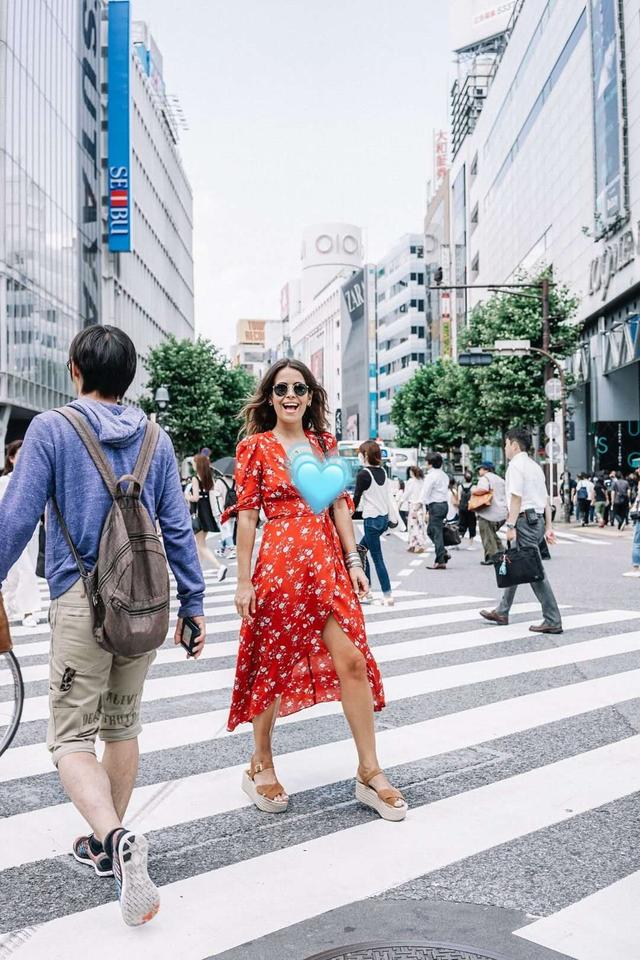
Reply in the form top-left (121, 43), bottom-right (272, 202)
top-left (213, 471), bottom-right (237, 558)
top-left (0, 325), bottom-right (206, 926)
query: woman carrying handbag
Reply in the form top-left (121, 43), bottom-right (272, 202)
top-left (221, 359), bottom-right (407, 822)
top-left (186, 454), bottom-right (228, 582)
top-left (353, 441), bottom-right (397, 607)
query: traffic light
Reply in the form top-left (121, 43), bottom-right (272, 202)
top-left (458, 351), bottom-right (493, 366)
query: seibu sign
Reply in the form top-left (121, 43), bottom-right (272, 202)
top-left (589, 223), bottom-right (638, 301)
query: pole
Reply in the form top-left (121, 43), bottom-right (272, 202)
top-left (540, 276), bottom-right (556, 500)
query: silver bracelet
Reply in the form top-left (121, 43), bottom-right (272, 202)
top-left (345, 558), bottom-right (363, 570)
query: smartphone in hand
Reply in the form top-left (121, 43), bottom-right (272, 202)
top-left (180, 616), bottom-right (202, 657)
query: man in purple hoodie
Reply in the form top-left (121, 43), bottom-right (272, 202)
top-left (0, 325), bottom-right (206, 926)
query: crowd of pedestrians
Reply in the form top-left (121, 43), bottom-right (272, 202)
top-left (0, 326), bottom-right (638, 931)
top-left (562, 468), bottom-right (638, 529)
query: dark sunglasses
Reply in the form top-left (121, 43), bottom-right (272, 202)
top-left (272, 382), bottom-right (310, 398)
top-left (66, 359), bottom-right (72, 374)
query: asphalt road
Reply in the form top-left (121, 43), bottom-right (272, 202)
top-left (1, 519), bottom-right (639, 960)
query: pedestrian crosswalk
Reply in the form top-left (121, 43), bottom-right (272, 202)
top-left (2, 573), bottom-right (640, 959)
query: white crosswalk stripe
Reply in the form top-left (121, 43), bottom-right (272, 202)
top-left (514, 869), bottom-right (640, 958)
top-left (5, 735), bottom-right (640, 958)
top-left (1, 608), bottom-right (635, 784)
top-left (2, 588), bottom-right (640, 958)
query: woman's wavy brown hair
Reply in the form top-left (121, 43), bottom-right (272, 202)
top-left (240, 358), bottom-right (330, 437)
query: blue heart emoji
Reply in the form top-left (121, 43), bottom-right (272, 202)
top-left (291, 455), bottom-right (349, 513)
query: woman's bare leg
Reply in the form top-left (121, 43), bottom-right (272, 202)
top-left (250, 695), bottom-right (287, 802)
top-left (195, 530), bottom-right (221, 568)
top-left (321, 614), bottom-right (401, 802)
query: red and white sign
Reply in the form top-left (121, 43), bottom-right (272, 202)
top-left (434, 130), bottom-right (449, 184)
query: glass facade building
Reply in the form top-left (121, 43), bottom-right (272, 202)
top-left (0, 1), bottom-right (195, 449)
top-left (0, 0), bottom-right (101, 443)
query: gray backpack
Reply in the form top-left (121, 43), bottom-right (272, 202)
top-left (52, 407), bottom-right (170, 657)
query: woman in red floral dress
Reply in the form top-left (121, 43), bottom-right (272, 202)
top-left (222, 358), bottom-right (407, 821)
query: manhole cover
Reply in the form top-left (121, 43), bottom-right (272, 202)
top-left (304, 943), bottom-right (511, 960)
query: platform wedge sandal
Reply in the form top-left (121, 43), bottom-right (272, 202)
top-left (355, 766), bottom-right (408, 822)
top-left (242, 759), bottom-right (289, 813)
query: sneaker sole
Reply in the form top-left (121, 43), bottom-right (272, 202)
top-left (116, 833), bottom-right (160, 926)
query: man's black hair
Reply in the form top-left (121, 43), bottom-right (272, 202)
top-left (69, 324), bottom-right (137, 399)
top-left (505, 427), bottom-right (532, 452)
top-left (428, 452), bottom-right (443, 469)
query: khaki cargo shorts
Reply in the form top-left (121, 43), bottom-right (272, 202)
top-left (46, 580), bottom-right (156, 766)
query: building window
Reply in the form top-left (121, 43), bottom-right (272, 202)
top-left (470, 202), bottom-right (479, 234)
top-left (471, 252), bottom-right (480, 282)
top-left (470, 151), bottom-right (478, 179)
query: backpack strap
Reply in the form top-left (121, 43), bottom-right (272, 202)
top-left (130, 419), bottom-right (160, 493)
top-left (51, 497), bottom-right (91, 583)
top-left (54, 407), bottom-right (118, 498)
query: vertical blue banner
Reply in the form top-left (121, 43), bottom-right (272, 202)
top-left (108, 0), bottom-right (131, 252)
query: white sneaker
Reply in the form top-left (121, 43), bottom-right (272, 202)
top-left (226, 550), bottom-right (237, 560)
top-left (381, 596), bottom-right (395, 607)
top-left (623, 569), bottom-right (640, 577)
top-left (22, 614), bottom-right (39, 628)
top-left (216, 565), bottom-right (228, 583)
top-left (466, 543), bottom-right (477, 551)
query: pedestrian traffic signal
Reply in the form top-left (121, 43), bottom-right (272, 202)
top-left (458, 352), bottom-right (493, 366)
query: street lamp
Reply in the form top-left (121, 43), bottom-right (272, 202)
top-left (154, 385), bottom-right (170, 411)
top-left (153, 385), bottom-right (170, 428)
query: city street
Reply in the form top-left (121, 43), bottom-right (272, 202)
top-left (1, 522), bottom-right (639, 960)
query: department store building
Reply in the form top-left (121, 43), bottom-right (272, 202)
top-left (0, 0), bottom-right (194, 448)
top-left (448, 0), bottom-right (640, 472)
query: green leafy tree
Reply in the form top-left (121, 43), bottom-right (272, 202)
top-left (391, 359), bottom-right (479, 449)
top-left (391, 270), bottom-right (579, 450)
top-left (140, 336), bottom-right (255, 461)
top-left (460, 271), bottom-right (579, 443)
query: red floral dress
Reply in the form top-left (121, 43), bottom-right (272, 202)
top-left (222, 430), bottom-right (386, 731)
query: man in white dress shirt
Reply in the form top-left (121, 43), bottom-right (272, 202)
top-left (422, 452), bottom-right (450, 569)
top-left (480, 427), bottom-right (563, 634)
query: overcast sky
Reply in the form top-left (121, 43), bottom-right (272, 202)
top-left (131, 0), bottom-right (452, 351)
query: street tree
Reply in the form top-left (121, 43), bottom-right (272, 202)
top-left (460, 270), bottom-right (580, 443)
top-left (140, 336), bottom-right (255, 461)
top-left (391, 359), bottom-right (479, 449)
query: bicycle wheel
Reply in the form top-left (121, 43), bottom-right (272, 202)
top-left (0, 650), bottom-right (24, 757)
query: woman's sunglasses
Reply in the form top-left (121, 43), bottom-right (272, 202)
top-left (272, 382), bottom-right (310, 398)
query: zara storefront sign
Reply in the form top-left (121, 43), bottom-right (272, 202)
top-left (588, 224), bottom-right (638, 301)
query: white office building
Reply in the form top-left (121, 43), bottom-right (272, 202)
top-left (229, 318), bottom-right (281, 379)
top-left (376, 234), bottom-right (426, 441)
top-left (288, 224), bottom-right (363, 435)
top-left (446, 0), bottom-right (640, 473)
top-left (101, 15), bottom-right (195, 401)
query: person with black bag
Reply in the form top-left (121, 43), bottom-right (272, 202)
top-left (353, 440), bottom-right (395, 607)
top-left (422, 452), bottom-right (451, 570)
top-left (213, 472), bottom-right (237, 559)
top-left (479, 427), bottom-right (563, 634)
top-left (456, 470), bottom-right (478, 550)
top-left (186, 454), bottom-right (228, 582)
